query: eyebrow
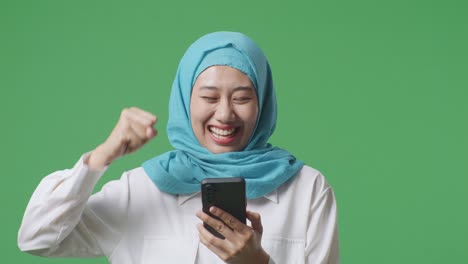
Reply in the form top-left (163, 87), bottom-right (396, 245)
top-left (198, 86), bottom-right (254, 92)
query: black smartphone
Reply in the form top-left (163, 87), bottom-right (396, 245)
top-left (201, 177), bottom-right (247, 239)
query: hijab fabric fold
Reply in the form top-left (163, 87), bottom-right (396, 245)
top-left (142, 32), bottom-right (303, 199)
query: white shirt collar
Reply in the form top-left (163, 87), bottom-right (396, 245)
top-left (177, 192), bottom-right (200, 206)
top-left (177, 189), bottom-right (279, 206)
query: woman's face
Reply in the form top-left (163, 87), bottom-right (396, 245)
top-left (190, 65), bottom-right (258, 154)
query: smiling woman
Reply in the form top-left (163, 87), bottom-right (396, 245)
top-left (18, 32), bottom-right (339, 264)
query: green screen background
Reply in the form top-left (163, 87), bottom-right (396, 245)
top-left (1, 0), bottom-right (467, 263)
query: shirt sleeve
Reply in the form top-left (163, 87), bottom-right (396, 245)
top-left (17, 152), bottom-right (130, 258)
top-left (305, 175), bottom-right (340, 264)
top-left (268, 256), bottom-right (277, 264)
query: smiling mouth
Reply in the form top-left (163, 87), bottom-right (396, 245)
top-left (208, 126), bottom-right (238, 139)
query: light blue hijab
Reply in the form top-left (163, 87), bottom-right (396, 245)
top-left (142, 32), bottom-right (304, 199)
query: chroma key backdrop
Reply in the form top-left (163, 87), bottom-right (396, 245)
top-left (1, 0), bottom-right (467, 263)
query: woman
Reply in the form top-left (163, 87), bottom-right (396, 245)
top-left (18, 32), bottom-right (339, 263)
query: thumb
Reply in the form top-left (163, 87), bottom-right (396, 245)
top-left (247, 210), bottom-right (263, 234)
top-left (146, 126), bottom-right (158, 138)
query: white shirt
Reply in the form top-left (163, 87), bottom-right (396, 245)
top-left (18, 152), bottom-right (339, 264)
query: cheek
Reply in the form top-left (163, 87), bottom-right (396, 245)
top-left (190, 113), bottom-right (203, 133)
top-left (190, 101), bottom-right (213, 129)
top-left (238, 104), bottom-right (259, 128)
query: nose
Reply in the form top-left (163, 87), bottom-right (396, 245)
top-left (215, 98), bottom-right (235, 123)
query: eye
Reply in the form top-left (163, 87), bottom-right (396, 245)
top-left (201, 96), bottom-right (218, 103)
top-left (233, 97), bottom-right (252, 104)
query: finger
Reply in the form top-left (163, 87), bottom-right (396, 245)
top-left (122, 129), bottom-right (145, 154)
top-left (196, 210), bottom-right (234, 239)
top-left (210, 206), bottom-right (246, 233)
top-left (125, 109), bottom-right (156, 129)
top-left (246, 210), bottom-right (263, 234)
top-left (123, 111), bottom-right (155, 140)
top-left (132, 117), bottom-right (157, 139)
top-left (146, 126), bottom-right (158, 138)
top-left (129, 122), bottom-right (148, 141)
top-left (121, 108), bottom-right (154, 127)
top-left (128, 107), bottom-right (158, 125)
top-left (197, 223), bottom-right (230, 260)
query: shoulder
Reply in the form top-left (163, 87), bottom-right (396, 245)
top-left (125, 166), bottom-right (149, 180)
top-left (94, 166), bottom-right (158, 200)
top-left (118, 166), bottom-right (176, 201)
top-left (122, 166), bottom-right (161, 192)
top-left (295, 165), bottom-right (331, 192)
top-left (278, 165), bottom-right (332, 205)
top-left (100, 166), bottom-right (149, 188)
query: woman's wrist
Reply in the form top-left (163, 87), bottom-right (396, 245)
top-left (258, 248), bottom-right (270, 264)
top-left (86, 145), bottom-right (114, 171)
top-left (242, 248), bottom-right (269, 264)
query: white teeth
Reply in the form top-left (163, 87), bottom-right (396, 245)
top-left (209, 127), bottom-right (236, 137)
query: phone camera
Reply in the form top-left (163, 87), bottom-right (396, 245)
top-left (206, 185), bottom-right (215, 203)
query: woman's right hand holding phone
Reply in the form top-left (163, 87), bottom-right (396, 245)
top-left (196, 207), bottom-right (270, 264)
top-left (87, 107), bottom-right (158, 170)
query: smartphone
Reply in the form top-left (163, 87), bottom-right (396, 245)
top-left (201, 177), bottom-right (247, 239)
